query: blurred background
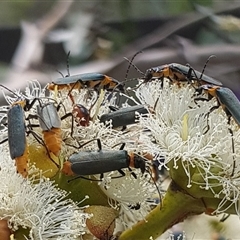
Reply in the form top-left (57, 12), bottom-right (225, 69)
top-left (1, 0), bottom-right (240, 239)
top-left (1, 0), bottom-right (240, 97)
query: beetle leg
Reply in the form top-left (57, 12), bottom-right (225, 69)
top-left (67, 175), bottom-right (101, 183)
top-left (0, 138), bottom-right (8, 145)
top-left (61, 112), bottom-right (74, 137)
top-left (127, 167), bottom-right (137, 179)
top-left (224, 109), bottom-right (236, 177)
top-left (110, 169), bottom-right (126, 179)
top-left (27, 129), bottom-right (60, 168)
top-left (97, 139), bottom-right (102, 151)
top-left (110, 142), bottom-right (125, 149)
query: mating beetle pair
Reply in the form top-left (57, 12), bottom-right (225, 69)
top-left (143, 61), bottom-right (240, 127)
top-left (143, 63), bottom-right (223, 87)
top-left (125, 52), bottom-right (222, 87)
top-left (100, 62), bottom-right (218, 130)
top-left (144, 60), bottom-right (240, 126)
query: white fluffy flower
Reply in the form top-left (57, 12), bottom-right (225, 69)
top-left (98, 170), bottom-right (159, 231)
top-left (0, 152), bottom-right (89, 239)
top-left (134, 80), bottom-right (240, 215)
top-left (0, 80), bottom-right (160, 237)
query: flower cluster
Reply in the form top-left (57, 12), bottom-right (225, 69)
top-left (134, 80), bottom-right (240, 214)
top-left (0, 73), bottom-right (240, 239)
top-left (0, 152), bottom-right (89, 239)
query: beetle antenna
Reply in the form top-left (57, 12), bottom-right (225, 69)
top-left (124, 50), bottom-right (144, 81)
top-left (108, 72), bottom-right (141, 99)
top-left (57, 51), bottom-right (71, 78)
top-left (229, 127), bottom-right (236, 177)
top-left (57, 70), bottom-right (64, 78)
top-left (111, 142), bottom-right (126, 149)
top-left (200, 55), bottom-right (216, 79)
top-left (78, 138), bottom-right (102, 150)
top-left (66, 51), bottom-right (71, 77)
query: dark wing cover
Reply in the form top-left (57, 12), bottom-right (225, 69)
top-left (8, 105), bottom-right (26, 159)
